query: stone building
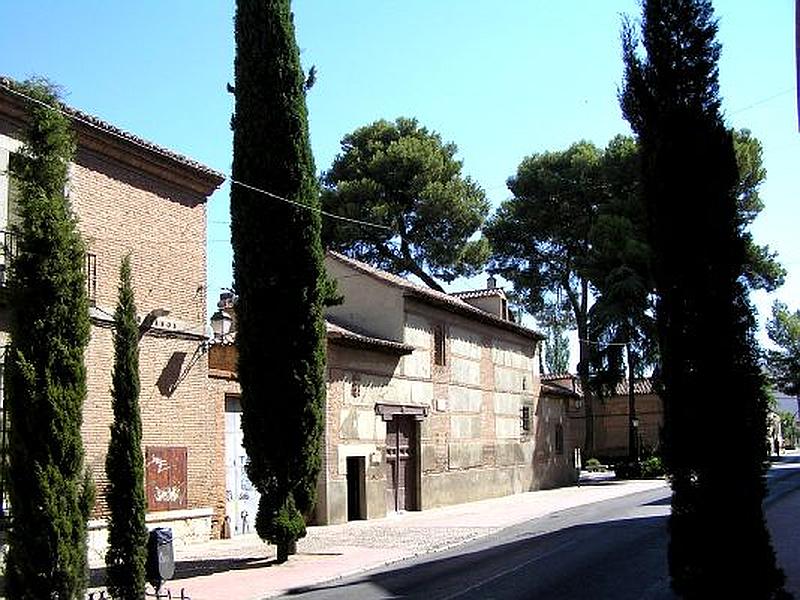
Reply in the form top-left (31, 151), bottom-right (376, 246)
top-left (0, 80), bottom-right (224, 557)
top-left (210, 252), bottom-right (578, 532)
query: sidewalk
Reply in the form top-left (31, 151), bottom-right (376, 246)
top-left (95, 476), bottom-right (666, 600)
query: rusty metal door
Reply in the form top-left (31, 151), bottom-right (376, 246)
top-left (385, 415), bottom-right (417, 513)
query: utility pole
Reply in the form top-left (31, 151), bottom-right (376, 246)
top-left (627, 341), bottom-right (638, 462)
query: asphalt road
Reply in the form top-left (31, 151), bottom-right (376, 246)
top-left (283, 458), bottom-right (800, 600)
top-left (283, 486), bottom-right (674, 600)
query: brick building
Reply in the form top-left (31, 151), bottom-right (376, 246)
top-left (542, 373), bottom-right (663, 460)
top-left (211, 252), bottom-right (578, 532)
top-left (0, 81), bottom-right (224, 558)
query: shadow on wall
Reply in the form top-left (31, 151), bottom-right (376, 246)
top-left (157, 352), bottom-right (187, 397)
top-left (531, 402), bottom-right (575, 491)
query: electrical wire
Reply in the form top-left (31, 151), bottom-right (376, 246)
top-left (0, 81), bottom-right (394, 233)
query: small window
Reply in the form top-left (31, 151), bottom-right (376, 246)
top-left (555, 423), bottom-right (564, 455)
top-left (85, 253), bottom-right (97, 305)
top-left (433, 324), bottom-right (446, 366)
top-left (521, 405), bottom-right (531, 433)
top-left (522, 376), bottom-right (527, 391)
top-left (351, 373), bottom-right (361, 398)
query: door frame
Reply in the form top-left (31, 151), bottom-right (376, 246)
top-left (376, 404), bottom-right (427, 513)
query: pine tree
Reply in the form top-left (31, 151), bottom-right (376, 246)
top-left (621, 1), bottom-right (787, 596)
top-left (4, 79), bottom-right (94, 599)
top-left (230, 0), bottom-right (327, 562)
top-left (104, 256), bottom-right (147, 599)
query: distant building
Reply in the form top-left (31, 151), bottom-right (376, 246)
top-left (541, 373), bottom-right (663, 460)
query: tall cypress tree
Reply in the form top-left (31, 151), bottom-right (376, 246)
top-left (621, 1), bottom-right (787, 597)
top-left (105, 256), bottom-right (147, 599)
top-left (5, 80), bottom-right (94, 599)
top-left (230, 0), bottom-right (327, 562)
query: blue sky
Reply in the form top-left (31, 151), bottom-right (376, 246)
top-left (1, 1), bottom-right (797, 356)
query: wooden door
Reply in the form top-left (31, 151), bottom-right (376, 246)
top-left (385, 415), bottom-right (417, 513)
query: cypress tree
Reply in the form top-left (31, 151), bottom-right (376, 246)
top-left (4, 80), bottom-right (94, 599)
top-left (104, 256), bottom-right (147, 599)
top-left (230, 0), bottom-right (327, 562)
top-left (621, 1), bottom-right (787, 597)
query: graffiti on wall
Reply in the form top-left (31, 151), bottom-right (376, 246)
top-left (145, 446), bottom-right (188, 511)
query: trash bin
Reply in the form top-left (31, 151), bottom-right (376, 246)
top-left (146, 527), bottom-right (175, 590)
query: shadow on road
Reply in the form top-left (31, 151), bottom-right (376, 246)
top-left (284, 513), bottom-right (673, 600)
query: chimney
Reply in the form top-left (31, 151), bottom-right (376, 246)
top-left (487, 274), bottom-right (497, 289)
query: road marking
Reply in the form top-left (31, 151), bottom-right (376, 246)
top-left (436, 540), bottom-right (577, 600)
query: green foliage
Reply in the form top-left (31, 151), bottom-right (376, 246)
top-left (321, 117), bottom-right (490, 291)
top-left (585, 135), bottom-right (656, 392)
top-left (255, 492), bottom-right (305, 561)
top-left (621, 1), bottom-right (786, 596)
top-left (231, 0), bottom-right (326, 558)
top-left (779, 412), bottom-right (798, 448)
top-left (544, 320), bottom-right (570, 375)
top-left (4, 79), bottom-right (93, 599)
top-left (732, 130), bottom-right (785, 293)
top-left (486, 139), bottom-right (635, 453)
top-left (767, 301), bottom-right (800, 397)
top-left (104, 256), bottom-right (147, 599)
top-left (614, 455), bottom-right (664, 479)
top-left (584, 457), bottom-right (603, 472)
top-left (487, 140), bottom-right (602, 321)
top-left (640, 456), bottom-right (665, 478)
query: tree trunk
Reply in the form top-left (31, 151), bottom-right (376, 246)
top-left (400, 238), bottom-right (444, 292)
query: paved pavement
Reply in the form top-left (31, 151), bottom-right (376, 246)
top-left (86, 456), bottom-right (800, 600)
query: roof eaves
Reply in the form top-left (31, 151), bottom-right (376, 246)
top-left (0, 77), bottom-right (225, 194)
top-left (327, 251), bottom-right (544, 341)
top-left (325, 319), bottom-right (414, 355)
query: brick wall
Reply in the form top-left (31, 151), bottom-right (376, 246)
top-left (69, 147), bottom-right (217, 529)
top-left (70, 149), bottom-right (207, 324)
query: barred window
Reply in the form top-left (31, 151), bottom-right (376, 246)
top-left (521, 405), bottom-right (531, 433)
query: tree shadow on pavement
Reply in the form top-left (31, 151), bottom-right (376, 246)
top-left (89, 555), bottom-right (281, 588)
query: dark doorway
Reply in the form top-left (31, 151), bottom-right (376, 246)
top-left (346, 456), bottom-right (366, 521)
top-left (385, 415), bottom-right (419, 513)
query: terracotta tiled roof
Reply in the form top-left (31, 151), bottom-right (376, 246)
top-left (327, 251), bottom-right (544, 341)
top-left (0, 77), bottom-right (224, 186)
top-left (451, 288), bottom-right (506, 300)
top-left (541, 372), bottom-right (575, 382)
top-left (209, 318), bottom-right (414, 356)
top-left (541, 380), bottom-right (580, 398)
top-left (540, 372), bottom-right (655, 397)
top-left (326, 318), bottom-right (414, 355)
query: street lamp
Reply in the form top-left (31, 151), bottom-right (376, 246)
top-left (138, 307), bottom-right (170, 339)
top-left (210, 309), bottom-right (233, 342)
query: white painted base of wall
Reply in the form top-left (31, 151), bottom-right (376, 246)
top-left (87, 507), bottom-right (214, 567)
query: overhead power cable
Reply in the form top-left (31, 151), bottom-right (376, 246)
top-left (0, 81), bottom-right (394, 233)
